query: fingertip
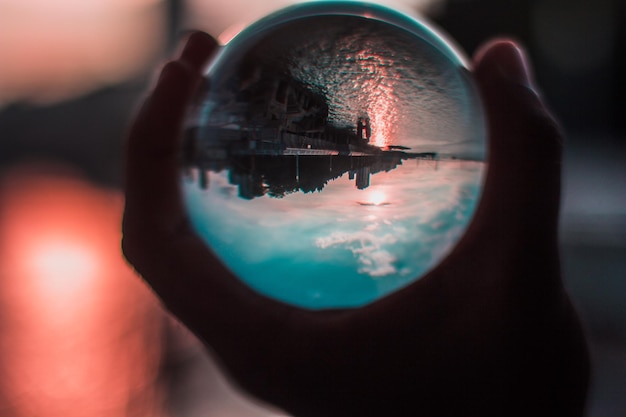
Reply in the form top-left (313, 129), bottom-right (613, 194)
top-left (474, 39), bottom-right (535, 91)
top-left (472, 38), bottom-right (551, 133)
top-left (148, 60), bottom-right (199, 114)
top-left (156, 59), bottom-right (183, 84)
top-left (127, 59), bottom-right (202, 172)
top-left (470, 39), bottom-right (563, 243)
top-left (179, 31), bottom-right (219, 72)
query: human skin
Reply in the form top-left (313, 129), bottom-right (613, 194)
top-left (122, 32), bottom-right (590, 417)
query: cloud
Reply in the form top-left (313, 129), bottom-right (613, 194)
top-left (316, 230), bottom-right (399, 277)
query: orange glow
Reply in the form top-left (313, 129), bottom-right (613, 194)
top-left (368, 93), bottom-right (397, 147)
top-left (352, 49), bottom-right (399, 148)
top-left (0, 165), bottom-right (165, 417)
top-left (0, 0), bottom-right (166, 105)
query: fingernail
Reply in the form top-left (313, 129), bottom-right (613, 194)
top-left (496, 42), bottom-right (533, 87)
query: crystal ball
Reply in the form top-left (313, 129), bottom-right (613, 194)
top-left (182, 2), bottom-right (486, 309)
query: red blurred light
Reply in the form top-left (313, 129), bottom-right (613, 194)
top-left (0, 165), bottom-right (164, 417)
top-left (29, 239), bottom-right (99, 296)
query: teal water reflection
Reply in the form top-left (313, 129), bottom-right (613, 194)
top-left (183, 158), bottom-right (484, 308)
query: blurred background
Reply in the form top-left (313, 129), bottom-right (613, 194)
top-left (0, 0), bottom-right (624, 416)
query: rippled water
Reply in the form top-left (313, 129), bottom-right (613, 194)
top-left (205, 14), bottom-right (485, 159)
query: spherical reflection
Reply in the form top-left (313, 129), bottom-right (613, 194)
top-left (182, 2), bottom-right (486, 309)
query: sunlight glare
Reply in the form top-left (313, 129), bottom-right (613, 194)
top-left (0, 167), bottom-right (165, 417)
top-left (30, 239), bottom-right (100, 298)
top-left (369, 189), bottom-right (387, 206)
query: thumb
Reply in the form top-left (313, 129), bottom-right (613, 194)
top-left (471, 40), bottom-right (563, 249)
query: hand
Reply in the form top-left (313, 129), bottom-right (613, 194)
top-left (122, 32), bottom-right (589, 417)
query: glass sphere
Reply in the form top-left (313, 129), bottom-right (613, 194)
top-left (182, 1), bottom-right (486, 309)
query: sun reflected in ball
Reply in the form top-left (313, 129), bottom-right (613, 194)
top-left (360, 189), bottom-right (388, 206)
top-left (182, 2), bottom-right (487, 308)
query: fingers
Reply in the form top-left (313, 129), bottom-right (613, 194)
top-left (121, 32), bottom-right (301, 355)
top-left (471, 40), bottom-right (563, 247)
top-left (122, 31), bottom-right (277, 343)
top-left (124, 32), bottom-right (218, 239)
top-left (123, 31), bottom-right (218, 288)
